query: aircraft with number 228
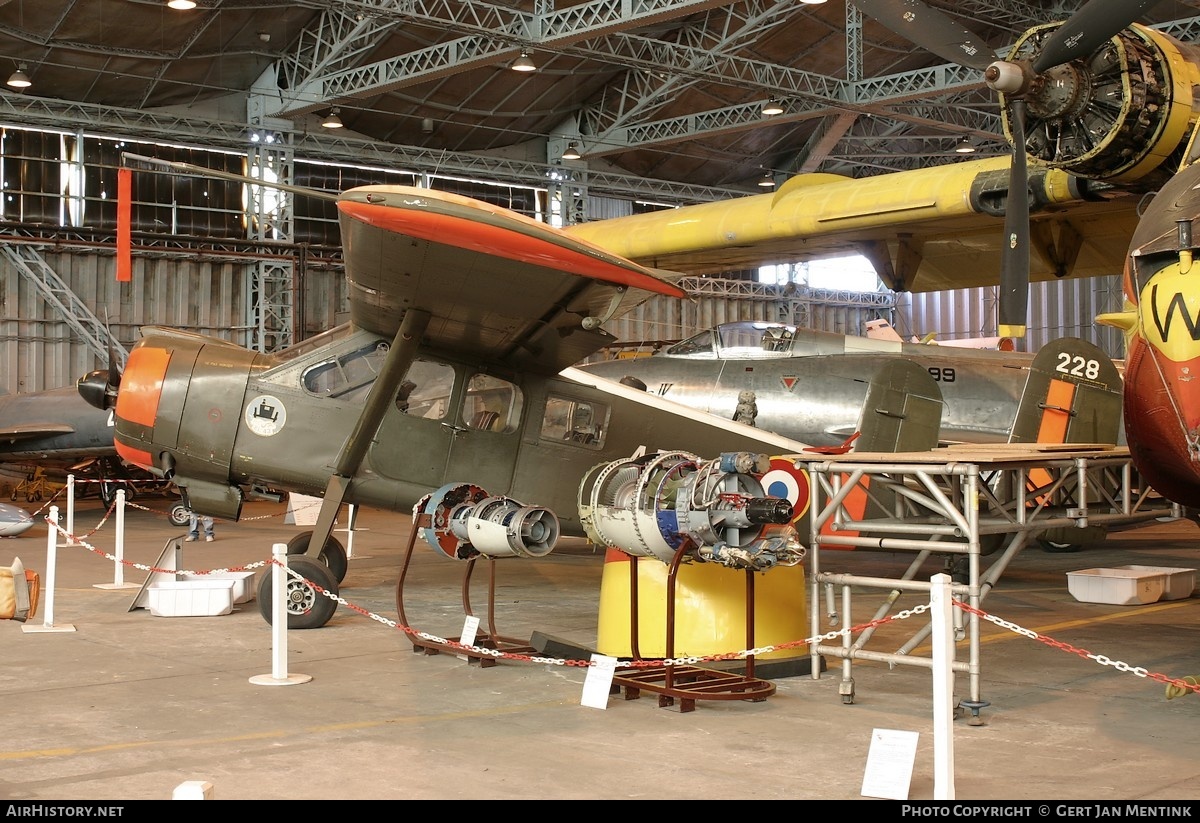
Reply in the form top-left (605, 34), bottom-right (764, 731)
top-left (577, 321), bottom-right (1123, 451)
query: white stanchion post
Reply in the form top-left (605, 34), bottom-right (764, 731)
top-left (334, 503), bottom-right (370, 560)
top-left (64, 474), bottom-right (76, 546)
top-left (95, 489), bottom-right (137, 590)
top-left (172, 780), bottom-right (214, 800)
top-left (930, 572), bottom-right (956, 800)
top-left (249, 543), bottom-right (311, 686)
top-left (24, 505), bottom-right (76, 633)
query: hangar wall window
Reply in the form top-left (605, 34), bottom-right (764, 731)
top-left (293, 159), bottom-right (417, 244)
top-left (0, 124), bottom-right (548, 244)
top-left (540, 395), bottom-right (608, 447)
top-left (759, 256), bottom-right (883, 292)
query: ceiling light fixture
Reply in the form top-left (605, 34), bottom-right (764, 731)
top-left (6, 64), bottom-right (30, 89)
top-left (511, 49), bottom-right (536, 72)
top-left (761, 97), bottom-right (784, 117)
top-left (167, 0), bottom-right (198, 9)
top-left (758, 171), bottom-right (775, 188)
top-left (561, 141), bottom-right (582, 160)
top-left (322, 108), bottom-right (344, 129)
top-left (955, 135), bottom-right (976, 154)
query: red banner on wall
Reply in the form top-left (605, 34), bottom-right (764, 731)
top-left (116, 167), bottom-right (131, 282)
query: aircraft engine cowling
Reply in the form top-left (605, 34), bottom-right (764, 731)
top-left (1001, 23), bottom-right (1200, 190)
top-left (416, 483), bottom-right (561, 560)
top-left (578, 450), bottom-right (806, 571)
top-left (101, 329), bottom-right (260, 522)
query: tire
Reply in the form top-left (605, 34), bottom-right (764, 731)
top-left (257, 556), bottom-right (339, 629)
top-left (168, 502), bottom-right (191, 528)
top-left (286, 531), bottom-right (349, 583)
top-left (1036, 538), bottom-right (1082, 553)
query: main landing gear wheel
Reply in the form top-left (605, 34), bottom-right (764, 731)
top-left (287, 530), bottom-right (349, 583)
top-left (168, 501), bottom-right (191, 528)
top-left (257, 556), bottom-right (339, 630)
top-left (1036, 538), bottom-right (1082, 553)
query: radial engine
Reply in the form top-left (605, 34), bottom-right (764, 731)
top-left (577, 450), bottom-right (805, 572)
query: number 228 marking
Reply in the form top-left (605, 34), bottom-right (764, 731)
top-left (1056, 352), bottom-right (1100, 380)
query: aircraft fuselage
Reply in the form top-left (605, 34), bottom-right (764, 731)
top-left (108, 323), bottom-right (814, 535)
top-left (578, 323), bottom-right (1059, 447)
top-left (1114, 156), bottom-right (1200, 508)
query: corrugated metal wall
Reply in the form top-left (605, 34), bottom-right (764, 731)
top-left (0, 247), bottom-right (345, 394)
top-left (1, 174), bottom-right (1129, 394)
top-left (899, 274), bottom-right (1126, 359)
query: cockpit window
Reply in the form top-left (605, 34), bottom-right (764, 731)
top-left (302, 340), bottom-right (390, 400)
top-left (664, 329), bottom-right (716, 357)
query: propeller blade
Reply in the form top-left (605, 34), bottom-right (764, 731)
top-left (998, 99), bottom-right (1030, 339)
top-left (1032, 0), bottom-right (1163, 73)
top-left (106, 338), bottom-right (122, 391)
top-left (852, 0), bottom-right (993, 70)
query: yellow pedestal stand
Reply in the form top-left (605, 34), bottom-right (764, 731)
top-left (595, 548), bottom-right (808, 661)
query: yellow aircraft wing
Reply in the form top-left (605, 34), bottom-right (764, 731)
top-left (564, 155), bottom-right (1140, 293)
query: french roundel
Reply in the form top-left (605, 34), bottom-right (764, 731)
top-left (760, 457), bottom-right (810, 523)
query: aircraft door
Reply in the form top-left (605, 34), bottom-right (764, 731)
top-left (442, 372), bottom-right (522, 493)
top-left (369, 363), bottom-right (521, 495)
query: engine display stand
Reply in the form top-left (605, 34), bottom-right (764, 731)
top-left (609, 538), bottom-right (776, 712)
top-left (395, 512), bottom-right (536, 667)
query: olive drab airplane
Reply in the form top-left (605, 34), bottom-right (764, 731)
top-left (82, 183), bottom-right (952, 630)
top-left (73, 0), bottom-right (1200, 629)
top-left (576, 321), bottom-right (1124, 450)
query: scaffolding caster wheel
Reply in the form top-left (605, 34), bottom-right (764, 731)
top-left (959, 699), bottom-right (989, 726)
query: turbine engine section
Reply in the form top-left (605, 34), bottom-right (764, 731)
top-left (578, 450), bottom-right (805, 571)
top-left (416, 482), bottom-right (560, 560)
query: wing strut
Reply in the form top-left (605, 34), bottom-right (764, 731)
top-left (301, 309), bottom-right (432, 563)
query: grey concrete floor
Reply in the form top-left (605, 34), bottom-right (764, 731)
top-left (2, 493), bottom-right (1200, 801)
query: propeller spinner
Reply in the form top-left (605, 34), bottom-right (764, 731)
top-left (853, 0), bottom-right (1166, 337)
top-left (78, 336), bottom-right (123, 411)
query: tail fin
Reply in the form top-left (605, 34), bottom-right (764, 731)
top-left (855, 359), bottom-right (944, 453)
top-left (1008, 337), bottom-right (1123, 446)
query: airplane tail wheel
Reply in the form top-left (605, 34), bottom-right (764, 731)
top-left (168, 502), bottom-right (191, 528)
top-left (257, 557), bottom-right (339, 630)
top-left (286, 531), bottom-right (348, 583)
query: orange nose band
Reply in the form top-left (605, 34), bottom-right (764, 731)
top-left (113, 345), bottom-right (172, 470)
